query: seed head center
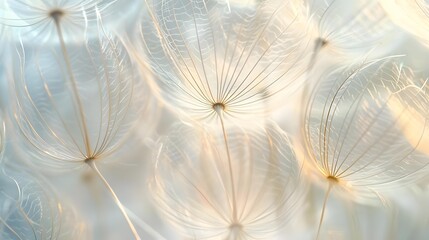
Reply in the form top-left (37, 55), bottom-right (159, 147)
top-left (316, 37), bottom-right (328, 48)
top-left (84, 157), bottom-right (96, 163)
top-left (229, 223), bottom-right (243, 231)
top-left (326, 175), bottom-right (339, 183)
top-left (212, 102), bottom-right (226, 111)
top-left (49, 9), bottom-right (65, 22)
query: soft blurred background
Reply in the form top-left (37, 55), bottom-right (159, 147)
top-left (1, 0), bottom-right (429, 239)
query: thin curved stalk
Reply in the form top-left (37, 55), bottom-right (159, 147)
top-left (50, 12), bottom-right (145, 240)
top-left (214, 105), bottom-right (238, 223)
top-left (86, 159), bottom-right (141, 240)
top-left (316, 180), bottom-right (334, 240)
top-left (53, 17), bottom-right (91, 156)
top-left (124, 206), bottom-right (167, 240)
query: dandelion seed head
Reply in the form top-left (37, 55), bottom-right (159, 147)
top-left (138, 0), bottom-right (310, 125)
top-left (304, 0), bottom-right (398, 65)
top-left (0, 167), bottom-right (89, 240)
top-left (2, 0), bottom-right (119, 44)
top-left (9, 26), bottom-right (152, 172)
top-left (151, 122), bottom-right (306, 239)
top-left (304, 59), bottom-right (429, 204)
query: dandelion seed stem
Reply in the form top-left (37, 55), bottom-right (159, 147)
top-left (343, 197), bottom-right (360, 240)
top-left (85, 159), bottom-right (142, 240)
top-left (214, 104), bottom-right (238, 222)
top-left (228, 223), bottom-right (242, 239)
top-left (316, 179), bottom-right (334, 240)
top-left (53, 18), bottom-right (92, 156)
top-left (307, 38), bottom-right (325, 72)
top-left (123, 206), bottom-right (167, 240)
